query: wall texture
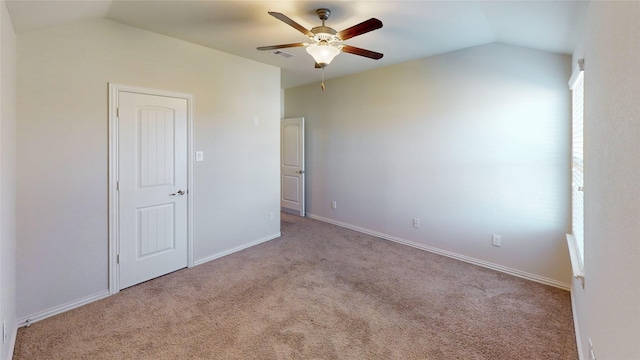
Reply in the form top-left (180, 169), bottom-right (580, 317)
top-left (286, 42), bottom-right (572, 286)
top-left (0, 1), bottom-right (16, 358)
top-left (16, 19), bottom-right (280, 319)
top-left (570, 2), bottom-right (640, 359)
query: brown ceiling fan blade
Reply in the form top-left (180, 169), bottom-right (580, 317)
top-left (341, 45), bottom-right (383, 60)
top-left (315, 62), bottom-right (322, 69)
top-left (257, 43), bottom-right (306, 51)
top-left (268, 12), bottom-right (313, 37)
top-left (337, 18), bottom-right (383, 41)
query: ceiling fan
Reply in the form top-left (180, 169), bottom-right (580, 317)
top-left (257, 8), bottom-right (383, 68)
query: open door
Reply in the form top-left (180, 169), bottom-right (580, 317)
top-left (281, 117), bottom-right (305, 216)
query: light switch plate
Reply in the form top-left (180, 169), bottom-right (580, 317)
top-left (195, 151), bottom-right (204, 162)
top-left (492, 234), bottom-right (501, 247)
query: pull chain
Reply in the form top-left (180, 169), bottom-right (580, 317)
top-left (321, 67), bottom-right (326, 91)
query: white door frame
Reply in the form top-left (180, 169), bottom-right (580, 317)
top-left (108, 83), bottom-right (194, 295)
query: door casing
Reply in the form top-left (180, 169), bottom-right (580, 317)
top-left (108, 83), bottom-right (194, 295)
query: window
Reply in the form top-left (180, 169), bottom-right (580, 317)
top-left (567, 59), bottom-right (584, 283)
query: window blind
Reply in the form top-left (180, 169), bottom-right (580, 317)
top-left (569, 66), bottom-right (584, 266)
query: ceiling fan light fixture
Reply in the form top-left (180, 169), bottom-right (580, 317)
top-left (306, 41), bottom-right (340, 67)
top-left (258, 9), bottom-right (384, 76)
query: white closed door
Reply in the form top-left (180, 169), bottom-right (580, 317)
top-left (118, 91), bottom-right (188, 289)
top-left (281, 117), bottom-right (305, 216)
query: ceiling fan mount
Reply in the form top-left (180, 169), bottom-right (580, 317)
top-left (315, 8), bottom-right (331, 22)
top-left (257, 8), bottom-right (384, 68)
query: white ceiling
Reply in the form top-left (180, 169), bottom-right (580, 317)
top-left (6, 0), bottom-right (587, 88)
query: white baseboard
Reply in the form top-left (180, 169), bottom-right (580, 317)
top-left (307, 213), bottom-right (570, 290)
top-left (13, 231), bottom-right (281, 338)
top-left (15, 232), bottom-right (281, 331)
top-left (17, 290), bottom-right (110, 328)
top-left (193, 232), bottom-right (281, 267)
top-left (571, 286), bottom-right (586, 360)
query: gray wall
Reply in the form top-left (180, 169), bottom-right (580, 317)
top-left (0, 1), bottom-right (16, 359)
top-left (570, 2), bottom-right (640, 359)
top-left (286, 42), bottom-right (572, 286)
top-left (16, 19), bottom-right (281, 319)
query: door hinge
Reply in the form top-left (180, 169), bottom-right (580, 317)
top-left (117, 254), bottom-right (120, 264)
top-left (116, 181), bottom-right (119, 191)
top-left (116, 107), bottom-right (119, 118)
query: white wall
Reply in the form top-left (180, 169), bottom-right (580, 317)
top-left (286, 42), bottom-right (572, 286)
top-left (570, 2), bottom-right (640, 359)
top-left (0, 1), bottom-right (16, 358)
top-left (16, 19), bottom-right (280, 319)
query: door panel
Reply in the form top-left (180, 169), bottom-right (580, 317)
top-left (138, 204), bottom-right (175, 257)
top-left (282, 125), bottom-right (300, 166)
top-left (118, 92), bottom-right (188, 289)
top-left (281, 118), bottom-right (305, 216)
top-left (139, 108), bottom-right (175, 187)
top-left (282, 176), bottom-right (300, 202)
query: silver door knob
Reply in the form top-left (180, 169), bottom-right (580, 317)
top-left (297, 170), bottom-right (305, 174)
top-left (170, 190), bottom-right (186, 196)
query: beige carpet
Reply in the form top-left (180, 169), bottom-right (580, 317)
top-left (14, 213), bottom-right (577, 359)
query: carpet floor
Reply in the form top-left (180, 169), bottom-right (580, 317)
top-left (14, 213), bottom-right (577, 359)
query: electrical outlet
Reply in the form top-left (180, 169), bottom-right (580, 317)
top-left (269, 211), bottom-right (275, 221)
top-left (331, 201), bottom-right (337, 209)
top-left (589, 338), bottom-right (596, 360)
top-left (492, 234), bottom-right (501, 247)
top-left (413, 218), bottom-right (420, 228)
top-left (3, 320), bottom-right (7, 344)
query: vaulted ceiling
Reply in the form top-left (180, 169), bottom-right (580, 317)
top-left (6, 0), bottom-right (587, 88)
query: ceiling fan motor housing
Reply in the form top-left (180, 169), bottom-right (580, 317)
top-left (311, 26), bottom-right (338, 43)
top-left (312, 9), bottom-right (339, 43)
